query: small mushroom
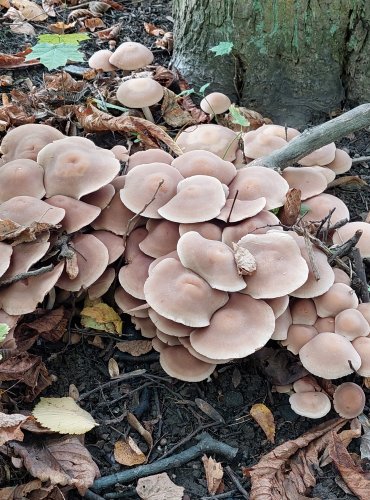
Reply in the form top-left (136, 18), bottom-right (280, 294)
top-left (118, 252), bottom-right (153, 300)
top-left (298, 143), bottom-right (336, 166)
top-left (200, 92), bottom-right (231, 117)
top-left (116, 78), bottom-right (164, 122)
top-left (222, 210), bottom-right (282, 248)
top-left (334, 308), bottom-right (369, 340)
top-left (313, 283), bottom-right (358, 318)
top-left (281, 324), bottom-right (318, 355)
top-left (139, 220), bottom-right (180, 258)
top-left (326, 149), bottom-right (352, 175)
top-left (88, 49), bottom-right (117, 72)
top-left (160, 345), bottom-right (216, 382)
top-left (352, 337), bottom-right (370, 376)
top-left (148, 308), bottom-right (192, 337)
top-left (45, 195), bottom-right (101, 233)
top-left (0, 159), bottom-right (45, 203)
top-left (289, 392), bottom-right (331, 419)
top-left (332, 221), bottom-right (370, 258)
top-left (179, 222), bottom-right (222, 241)
top-left (333, 382), bottom-right (365, 418)
top-left (109, 41), bottom-right (154, 71)
top-left (127, 149), bottom-right (173, 171)
top-left (114, 286), bottom-right (149, 318)
top-left (290, 299), bottom-right (317, 325)
top-left (282, 166), bottom-right (327, 200)
top-left (0, 196), bottom-right (65, 226)
top-left (300, 193), bottom-right (349, 226)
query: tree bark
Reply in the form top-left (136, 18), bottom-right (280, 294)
top-left (172, 0), bottom-right (370, 127)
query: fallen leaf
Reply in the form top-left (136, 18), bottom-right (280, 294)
top-left (88, 0), bottom-right (110, 15)
top-left (108, 357), bottom-right (120, 378)
top-left (320, 418), bottom-right (361, 466)
top-left (0, 75), bottom-right (13, 86)
top-left (42, 0), bottom-right (60, 17)
top-left (161, 87), bottom-right (195, 127)
top-left (69, 384), bottom-right (79, 401)
top-left (153, 66), bottom-right (176, 88)
top-left (155, 32), bottom-right (174, 53)
top-left (81, 302), bottom-right (122, 334)
top-left (116, 340), bottom-right (152, 356)
top-left (20, 415), bottom-right (55, 434)
top-left (144, 22), bottom-right (165, 37)
top-left (328, 175), bottom-right (367, 189)
top-left (0, 0), bottom-right (10, 7)
top-left (88, 335), bottom-right (105, 349)
top-left (232, 367), bottom-right (242, 388)
top-left (114, 437), bottom-right (146, 466)
top-left (252, 347), bottom-right (309, 385)
top-left (0, 479), bottom-right (64, 500)
top-left (0, 48), bottom-right (39, 69)
top-left (45, 72), bottom-right (86, 95)
top-left (32, 397), bottom-right (98, 434)
top-left (9, 435), bottom-right (100, 495)
top-left (136, 472), bottom-right (184, 500)
top-left (17, 307), bottom-right (67, 345)
top-left (93, 22), bottom-right (122, 40)
top-left (127, 411), bottom-right (153, 448)
top-left (68, 8), bottom-right (91, 20)
top-left (98, 0), bottom-right (123, 9)
top-left (9, 20), bottom-right (36, 35)
top-left (202, 455), bottom-right (224, 495)
top-left (0, 219), bottom-right (53, 244)
top-left (278, 188), bottom-right (301, 226)
top-left (0, 412), bottom-right (28, 445)
top-left (219, 106), bottom-right (268, 132)
top-left (84, 17), bottom-right (105, 31)
top-left (48, 20), bottom-right (76, 33)
top-left (250, 403), bottom-right (275, 443)
top-left (11, 0), bottom-right (47, 20)
top-left (195, 398), bottom-right (225, 423)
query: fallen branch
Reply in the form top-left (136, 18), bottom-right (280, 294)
top-left (0, 264), bottom-right (54, 288)
top-left (91, 433), bottom-right (238, 492)
top-left (249, 103), bottom-right (370, 170)
top-left (351, 248), bottom-right (370, 303)
top-left (328, 229), bottom-right (363, 263)
top-left (78, 369), bottom-right (146, 401)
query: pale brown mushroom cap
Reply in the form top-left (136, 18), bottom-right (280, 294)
top-left (160, 345), bottom-right (216, 382)
top-left (120, 162), bottom-right (183, 219)
top-left (1, 241), bottom-right (49, 280)
top-left (118, 252), bottom-right (153, 300)
top-left (291, 299), bottom-right (317, 325)
top-left (334, 308), bottom-right (369, 340)
top-left (38, 137), bottom-right (120, 199)
top-left (299, 332), bottom-right (361, 378)
top-left (313, 283), bottom-right (358, 318)
top-left (352, 337), bottom-right (370, 376)
top-left (257, 124), bottom-right (300, 141)
top-left (309, 165), bottom-right (336, 183)
top-left (0, 261), bottom-right (64, 315)
top-left (293, 376), bottom-right (321, 393)
top-left (88, 267), bottom-right (115, 300)
top-left (281, 324), bottom-right (318, 355)
top-left (357, 303), bottom-right (370, 327)
top-left (0, 124), bottom-right (64, 163)
top-left (176, 124), bottom-right (239, 162)
top-left (190, 293), bottom-right (275, 359)
top-left (45, 195), bottom-right (101, 233)
top-left (222, 210), bottom-right (282, 248)
top-left (114, 286), bottom-right (148, 318)
top-left (127, 149), bottom-right (173, 172)
top-left (148, 308), bottom-right (192, 337)
top-left (92, 191), bottom-right (135, 236)
top-left (156, 329), bottom-right (181, 346)
top-left (139, 220), bottom-right (179, 258)
top-left (289, 392), bottom-right (331, 419)
top-left (177, 231), bottom-right (245, 292)
top-left (298, 142), bottom-right (336, 166)
top-left (109, 41), bottom-right (154, 70)
top-left (333, 382), bottom-right (365, 418)
top-left (93, 231), bottom-right (125, 265)
top-left (314, 316), bottom-right (335, 333)
top-left (148, 251), bottom-right (179, 275)
top-left (132, 317), bottom-right (156, 338)
top-left (228, 166), bottom-right (289, 210)
top-left (124, 228), bottom-right (148, 262)
top-left (88, 50), bottom-right (117, 71)
top-left (171, 150), bottom-right (237, 185)
top-left (300, 193), bottom-right (349, 226)
top-left (0, 159), bottom-right (45, 203)
top-left (180, 337), bottom-right (232, 364)
top-left (116, 78), bottom-right (164, 108)
top-left (0, 243), bottom-right (12, 278)
top-left (57, 234), bottom-right (109, 292)
top-left (332, 222), bottom-right (370, 258)
top-left (158, 175), bottom-right (226, 223)
top-left (111, 145), bottom-right (129, 162)
top-left (237, 232), bottom-right (308, 299)
top-left (333, 267), bottom-right (351, 286)
top-left (200, 92), bottom-right (231, 115)
top-left (81, 183), bottom-right (115, 210)
top-left (0, 196), bottom-right (65, 226)
top-left (242, 130), bottom-right (288, 158)
top-left (179, 222), bottom-right (222, 241)
top-left (216, 197), bottom-right (266, 223)
top-left (143, 258), bottom-right (229, 327)
top-left (265, 295), bottom-right (289, 319)
top-left (282, 167), bottom-right (327, 200)
top-left (152, 336), bottom-right (167, 352)
top-left (326, 148), bottom-right (352, 175)
top-left (271, 307), bottom-right (292, 340)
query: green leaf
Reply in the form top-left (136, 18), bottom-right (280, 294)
top-left (229, 104), bottom-right (250, 127)
top-left (199, 83), bottom-right (211, 95)
top-left (25, 43), bottom-right (85, 70)
top-left (300, 204), bottom-right (310, 215)
top-left (38, 33), bottom-right (90, 45)
top-left (270, 208), bottom-right (280, 215)
top-left (0, 324), bottom-right (10, 343)
top-left (93, 99), bottom-right (128, 113)
top-left (209, 41), bottom-right (234, 56)
top-left (177, 88), bottom-right (195, 97)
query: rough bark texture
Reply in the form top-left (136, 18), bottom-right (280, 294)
top-left (172, 0), bottom-right (370, 127)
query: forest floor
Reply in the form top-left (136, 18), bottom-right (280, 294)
top-left (1, 0), bottom-right (370, 499)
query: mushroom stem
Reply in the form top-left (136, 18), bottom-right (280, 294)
top-left (141, 106), bottom-right (154, 123)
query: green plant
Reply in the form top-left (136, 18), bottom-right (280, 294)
top-left (209, 41), bottom-right (234, 56)
top-left (0, 324), bottom-right (9, 344)
top-left (25, 33), bottom-right (90, 71)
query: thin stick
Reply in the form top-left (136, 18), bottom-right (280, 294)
top-left (84, 490), bottom-right (106, 500)
top-left (328, 229), bottom-right (363, 263)
top-left (225, 466), bottom-right (249, 499)
top-left (226, 189), bottom-right (239, 224)
top-left (78, 369), bottom-right (146, 401)
top-left (351, 248), bottom-right (370, 303)
top-left (91, 433), bottom-right (238, 492)
top-left (0, 264), bottom-right (54, 288)
top-left (303, 229), bottom-right (320, 280)
top-left (352, 155), bottom-right (370, 164)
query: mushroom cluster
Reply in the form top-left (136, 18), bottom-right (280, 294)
top-left (0, 119), bottom-right (369, 420)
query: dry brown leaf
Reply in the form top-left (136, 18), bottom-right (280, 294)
top-left (84, 17), bottom-right (105, 31)
top-left (20, 415), bottom-right (55, 435)
top-left (88, 335), bottom-right (105, 349)
top-left (10, 20), bottom-right (36, 35)
top-left (136, 472), bottom-right (184, 500)
top-left (114, 437), bottom-right (146, 466)
top-left (9, 435), bottom-right (100, 495)
top-left (11, 0), bottom-right (47, 21)
top-left (328, 175), bottom-right (367, 189)
top-left (69, 384), bottom-right (80, 401)
top-left (93, 21), bottom-right (122, 40)
top-left (98, 0), bottom-right (122, 9)
top-left (202, 455), bottom-right (224, 495)
top-left (0, 412), bottom-right (29, 445)
top-left (45, 71), bottom-right (86, 94)
top-left (116, 340), bottom-right (152, 357)
top-left (42, 0), bottom-right (60, 17)
top-left (108, 357), bottom-right (120, 378)
top-left (127, 411), bottom-right (153, 448)
top-left (219, 106), bottom-right (268, 132)
top-left (68, 8), bottom-right (91, 20)
top-left (0, 48), bottom-right (39, 69)
top-left (153, 66), bottom-right (176, 88)
top-left (0, 479), bottom-right (64, 500)
top-left (0, 75), bottom-right (13, 86)
top-left (48, 20), bottom-right (76, 33)
top-left (89, 0), bottom-right (110, 15)
top-left (249, 418), bottom-right (347, 500)
top-left (75, 104), bottom-right (183, 155)
top-left (155, 32), bottom-right (174, 53)
top-left (320, 418), bottom-right (361, 466)
top-left (250, 403), bottom-right (275, 443)
top-left (279, 188), bottom-right (301, 226)
top-left (0, 219), bottom-right (52, 244)
top-left (17, 308), bottom-right (67, 345)
top-left (161, 87), bottom-right (195, 127)
top-left (195, 398), bottom-right (224, 423)
top-left (252, 347), bottom-right (309, 385)
top-left (144, 22), bottom-right (165, 37)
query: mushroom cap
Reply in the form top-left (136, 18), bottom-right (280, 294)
top-left (179, 222), bottom-right (222, 241)
top-left (116, 78), bottom-right (164, 108)
top-left (298, 142), bottom-right (336, 166)
top-left (352, 337), bottom-right (370, 376)
top-left (38, 136), bottom-right (120, 199)
top-left (313, 283), bottom-right (358, 318)
top-left (88, 267), bottom-right (115, 300)
top-left (156, 329), bottom-right (182, 346)
top-left (132, 317), bottom-right (156, 338)
top-left (56, 234), bottom-right (109, 292)
top-left (92, 191), bottom-right (135, 235)
top-left (177, 231), bottom-right (245, 292)
top-left (143, 258), bottom-right (229, 327)
top-left (237, 232), bottom-right (308, 299)
top-left (228, 166), bottom-right (289, 210)
top-left (111, 145), bottom-right (129, 162)
top-left (45, 195), bottom-right (100, 233)
top-left (158, 175), bottom-right (226, 223)
top-left (189, 293), bottom-right (275, 359)
top-left (179, 337), bottom-right (232, 364)
top-left (88, 49), bottom-right (117, 71)
top-left (81, 183), bottom-right (115, 210)
top-left (216, 197), bottom-right (266, 223)
top-left (314, 316), bottom-right (335, 333)
top-left (293, 376), bottom-right (321, 393)
top-left (333, 382), bottom-right (365, 418)
top-left (127, 149), bottom-right (173, 172)
top-left (171, 150), bottom-right (237, 185)
top-left (357, 303), bottom-right (370, 326)
top-left (300, 193), bottom-right (349, 226)
top-left (0, 124), bottom-right (64, 163)
top-left (299, 332), bottom-right (361, 378)
top-left (281, 324), bottom-right (318, 355)
top-left (93, 230), bottom-right (125, 265)
top-left (271, 307), bottom-right (292, 340)
top-left (0, 261), bottom-right (64, 315)
top-left (265, 295), bottom-right (289, 319)
top-left (0, 196), bottom-right (65, 226)
top-left (176, 124), bottom-right (239, 162)
top-left (326, 149), bottom-right (352, 175)
top-left (114, 286), bottom-right (148, 318)
top-left (222, 210), bottom-right (282, 248)
top-left (291, 299), bottom-right (317, 325)
top-left (120, 162), bottom-right (183, 218)
top-left (139, 219), bottom-right (179, 258)
top-left (148, 308), bottom-right (192, 337)
top-left (1, 240), bottom-right (49, 280)
top-left (309, 165), bottom-right (336, 183)
top-left (282, 167), bottom-right (327, 200)
top-left (124, 228), bottom-right (148, 262)
top-left (118, 252), bottom-right (153, 300)
top-left (160, 345), bottom-right (216, 382)
top-left (109, 41), bottom-right (154, 70)
top-left (332, 222), bottom-right (370, 258)
top-left (289, 392), bottom-right (331, 419)
top-left (334, 308), bottom-right (369, 340)
top-left (200, 92), bottom-right (231, 114)
top-left (333, 267), bottom-right (351, 286)
top-left (243, 130), bottom-right (288, 158)
top-left (0, 243), bottom-right (13, 278)
top-left (152, 336), bottom-right (167, 352)
top-left (148, 251), bottom-right (180, 275)
top-left (0, 159), bottom-right (45, 203)
top-left (257, 124), bottom-right (301, 141)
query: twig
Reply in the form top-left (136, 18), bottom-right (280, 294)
top-left (351, 248), bottom-right (370, 303)
top-left (248, 103), bottom-right (370, 170)
top-left (226, 189), bottom-right (239, 223)
top-left (328, 229), bottom-right (363, 263)
top-left (225, 466), bottom-right (249, 499)
top-left (315, 208), bottom-right (335, 240)
top-left (303, 229), bottom-right (320, 280)
top-left (352, 155), bottom-right (370, 164)
top-left (91, 433), bottom-right (238, 492)
top-left (84, 490), bottom-right (105, 500)
top-left (0, 264), bottom-right (54, 288)
top-left (78, 369), bottom-right (146, 401)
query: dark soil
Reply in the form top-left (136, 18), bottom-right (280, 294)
top-left (1, 0), bottom-right (370, 499)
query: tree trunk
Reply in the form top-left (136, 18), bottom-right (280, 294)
top-left (172, 0), bottom-right (370, 127)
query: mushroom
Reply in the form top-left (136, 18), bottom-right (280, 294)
top-left (93, 231), bottom-right (125, 264)
top-left (124, 227), bottom-right (148, 262)
top-left (180, 336), bottom-right (232, 364)
top-left (293, 376), bottom-right (321, 393)
top-left (334, 308), bottom-right (369, 340)
top-left (156, 329), bottom-right (182, 346)
top-left (200, 92), bottom-right (231, 117)
top-left (139, 220), bottom-right (179, 258)
top-left (0, 243), bottom-right (13, 278)
top-left (0, 159), bottom-right (45, 203)
top-left (222, 210), bottom-right (282, 248)
top-left (91, 191), bottom-right (135, 236)
top-left (281, 324), bottom-right (318, 355)
top-left (289, 392), bottom-right (331, 419)
top-left (300, 193), bottom-right (349, 226)
top-left (290, 299), bottom-right (317, 325)
top-left (313, 283), bottom-right (358, 318)
top-left (132, 317), bottom-right (156, 338)
top-left (109, 41), bottom-right (154, 71)
top-left (326, 149), bottom-right (352, 175)
top-left (148, 309), bottom-right (192, 337)
top-left (265, 295), bottom-right (289, 319)
top-left (116, 78), bottom-right (164, 122)
top-left (111, 145), bottom-right (129, 162)
top-left (243, 129), bottom-right (288, 158)
top-left (282, 167), bottom-right (327, 200)
top-left (160, 345), bottom-right (216, 382)
top-left (271, 307), bottom-right (292, 340)
top-left (0, 196), bottom-right (65, 226)
top-left (88, 267), bottom-right (115, 300)
top-left (45, 195), bottom-right (101, 233)
top-left (179, 222), bottom-right (222, 241)
top-left (148, 251), bottom-right (180, 275)
top-left (333, 267), bottom-right (351, 286)
top-left (1, 240), bottom-right (49, 280)
top-left (118, 252), bottom-right (153, 300)
top-left (114, 287), bottom-right (149, 318)
top-left (81, 184), bottom-right (115, 210)
top-left (333, 382), bottom-right (365, 418)
top-left (332, 222), bottom-right (370, 258)
top-left (298, 142), bottom-right (336, 166)
top-left (352, 337), bottom-right (370, 376)
top-left (357, 303), bottom-right (370, 327)
top-left (314, 316), bottom-right (335, 333)
top-left (88, 50), bottom-right (117, 72)
top-left (127, 149), bottom-right (173, 171)
top-left (216, 197), bottom-right (266, 223)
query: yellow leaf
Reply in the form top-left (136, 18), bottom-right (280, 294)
top-left (250, 403), bottom-right (275, 443)
top-left (114, 437), bottom-right (146, 466)
top-left (32, 397), bottom-right (98, 434)
top-left (108, 358), bottom-right (120, 378)
top-left (81, 301), bottom-right (122, 335)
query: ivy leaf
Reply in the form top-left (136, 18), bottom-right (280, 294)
top-left (38, 33), bottom-right (90, 45)
top-left (25, 43), bottom-right (85, 70)
top-left (209, 41), bottom-right (234, 56)
top-left (229, 104), bottom-right (250, 127)
top-left (0, 324), bottom-right (10, 343)
top-left (199, 83), bottom-right (211, 95)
